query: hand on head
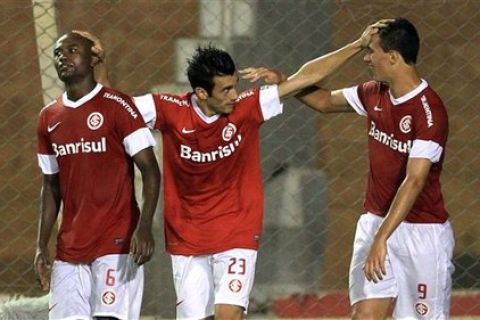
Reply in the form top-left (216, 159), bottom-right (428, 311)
top-left (359, 18), bottom-right (394, 48)
top-left (72, 30), bottom-right (105, 65)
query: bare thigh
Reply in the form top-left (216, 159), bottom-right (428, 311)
top-left (351, 298), bottom-right (394, 320)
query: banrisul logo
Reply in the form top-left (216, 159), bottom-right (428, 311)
top-left (180, 134), bottom-right (242, 163)
top-left (52, 137), bottom-right (107, 157)
top-left (369, 121), bottom-right (412, 154)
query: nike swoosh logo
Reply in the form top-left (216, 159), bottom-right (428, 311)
top-left (182, 127), bottom-right (195, 134)
top-left (47, 122), bottom-right (61, 132)
top-left (49, 302), bottom-right (58, 312)
top-left (373, 106), bottom-right (382, 111)
top-left (176, 300), bottom-right (184, 306)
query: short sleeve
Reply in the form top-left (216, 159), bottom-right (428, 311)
top-left (409, 139), bottom-right (443, 163)
top-left (413, 94), bottom-right (448, 147)
top-left (123, 127), bottom-right (156, 157)
top-left (113, 93), bottom-right (155, 154)
top-left (259, 84), bottom-right (283, 121)
top-left (342, 86), bottom-right (367, 116)
top-left (37, 110), bottom-right (59, 174)
top-left (133, 94), bottom-right (156, 129)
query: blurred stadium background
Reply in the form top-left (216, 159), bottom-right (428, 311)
top-left (1, 0), bottom-right (479, 318)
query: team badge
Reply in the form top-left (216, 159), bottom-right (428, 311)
top-left (415, 302), bottom-right (429, 316)
top-left (399, 115), bottom-right (412, 133)
top-left (222, 123), bottom-right (237, 141)
top-left (101, 290), bottom-right (116, 305)
top-left (229, 279), bottom-right (243, 293)
top-left (87, 112), bottom-right (104, 130)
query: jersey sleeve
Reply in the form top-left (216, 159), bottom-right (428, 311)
top-left (409, 94), bottom-right (448, 163)
top-left (133, 94), bottom-right (156, 129)
top-left (113, 93), bottom-right (156, 157)
top-left (342, 85), bottom-right (367, 116)
top-left (36, 109), bottom-right (59, 174)
top-left (259, 84), bottom-right (283, 121)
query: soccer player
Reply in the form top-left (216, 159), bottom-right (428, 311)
top-left (244, 18), bottom-right (454, 320)
top-left (75, 21), bottom-right (385, 320)
top-left (34, 32), bottom-right (161, 320)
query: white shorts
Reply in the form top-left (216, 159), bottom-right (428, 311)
top-left (349, 213), bottom-right (455, 319)
top-left (171, 248), bottom-right (257, 320)
top-left (49, 254), bottom-right (144, 320)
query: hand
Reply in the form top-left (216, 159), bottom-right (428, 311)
top-left (363, 237), bottom-right (388, 283)
top-left (34, 248), bottom-right (51, 291)
top-left (358, 19), bottom-right (395, 48)
top-left (129, 225), bottom-right (155, 265)
top-left (72, 30), bottom-right (106, 65)
top-left (239, 67), bottom-right (287, 84)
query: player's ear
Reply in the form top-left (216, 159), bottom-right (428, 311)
top-left (194, 87), bottom-right (209, 100)
top-left (389, 50), bottom-right (401, 65)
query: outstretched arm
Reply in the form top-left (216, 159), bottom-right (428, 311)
top-left (279, 19), bottom-right (390, 98)
top-left (241, 19), bottom-right (392, 112)
top-left (34, 174), bottom-right (61, 291)
top-left (129, 147), bottom-right (160, 265)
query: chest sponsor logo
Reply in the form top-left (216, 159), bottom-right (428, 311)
top-left (222, 123), bottom-right (237, 141)
top-left (180, 134), bottom-right (242, 163)
top-left (52, 137), bottom-right (107, 157)
top-left (369, 121), bottom-right (412, 154)
top-left (47, 122), bottom-right (61, 133)
top-left (399, 115), bottom-right (412, 133)
top-left (87, 112), bottom-right (104, 130)
top-left (420, 95), bottom-right (434, 128)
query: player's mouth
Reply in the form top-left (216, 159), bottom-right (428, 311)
top-left (58, 63), bottom-right (74, 71)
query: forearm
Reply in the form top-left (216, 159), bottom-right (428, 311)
top-left (374, 178), bottom-right (425, 242)
top-left (37, 184), bottom-right (61, 249)
top-left (292, 39), bottom-right (362, 82)
top-left (279, 40), bottom-right (362, 97)
top-left (137, 162), bottom-right (160, 230)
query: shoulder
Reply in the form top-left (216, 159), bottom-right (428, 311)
top-left (360, 80), bottom-right (385, 95)
top-left (151, 92), bottom-right (193, 109)
top-left (101, 87), bottom-right (140, 120)
top-left (232, 88), bottom-right (259, 112)
top-left (236, 88), bottom-right (257, 103)
top-left (39, 98), bottom-right (60, 117)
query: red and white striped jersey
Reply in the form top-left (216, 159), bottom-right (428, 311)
top-left (343, 80), bottom-right (448, 223)
top-left (37, 84), bottom-right (155, 263)
top-left (134, 85), bottom-right (282, 255)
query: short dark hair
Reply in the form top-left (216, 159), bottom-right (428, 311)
top-left (186, 45), bottom-right (236, 95)
top-left (378, 18), bottom-right (420, 65)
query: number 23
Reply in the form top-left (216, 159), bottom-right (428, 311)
top-left (228, 258), bottom-right (246, 275)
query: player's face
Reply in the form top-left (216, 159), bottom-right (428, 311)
top-left (54, 33), bottom-right (93, 82)
top-left (363, 34), bottom-right (391, 82)
top-left (206, 74), bottom-right (239, 115)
